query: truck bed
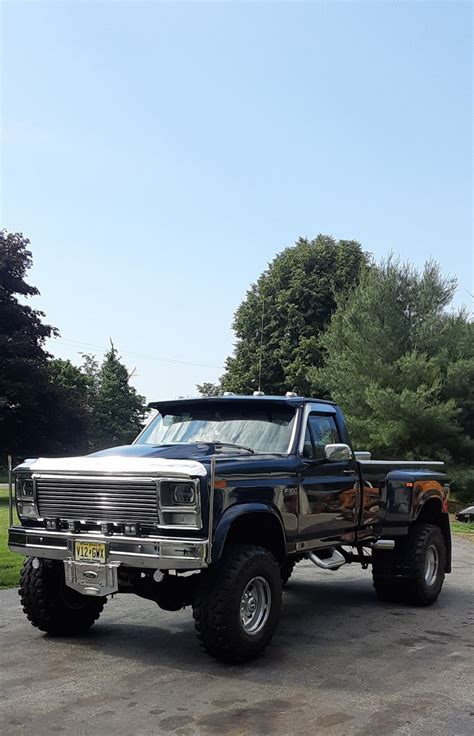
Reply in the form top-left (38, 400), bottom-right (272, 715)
top-left (359, 459), bottom-right (444, 485)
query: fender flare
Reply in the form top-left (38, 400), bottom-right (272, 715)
top-left (413, 493), bottom-right (452, 574)
top-left (211, 502), bottom-right (287, 563)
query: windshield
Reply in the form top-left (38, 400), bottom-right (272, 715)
top-left (136, 404), bottom-right (296, 454)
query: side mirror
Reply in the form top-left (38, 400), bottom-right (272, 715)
top-left (324, 443), bottom-right (352, 462)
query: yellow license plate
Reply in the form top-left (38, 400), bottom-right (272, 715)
top-left (74, 541), bottom-right (106, 563)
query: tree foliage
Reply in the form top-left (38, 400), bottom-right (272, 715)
top-left (0, 231), bottom-right (57, 458)
top-left (45, 358), bottom-right (94, 456)
top-left (46, 348), bottom-right (146, 454)
top-left (196, 382), bottom-right (222, 397)
top-left (312, 258), bottom-right (474, 496)
top-left (221, 235), bottom-right (369, 396)
top-left (90, 342), bottom-right (146, 450)
top-left (0, 230), bottom-right (146, 460)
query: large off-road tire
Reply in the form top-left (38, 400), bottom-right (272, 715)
top-left (280, 558), bottom-right (296, 587)
top-left (372, 523), bottom-right (446, 606)
top-left (193, 544), bottom-right (282, 663)
top-left (19, 557), bottom-right (106, 635)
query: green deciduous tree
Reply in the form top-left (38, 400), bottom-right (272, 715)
top-left (45, 358), bottom-right (95, 456)
top-left (221, 235), bottom-right (369, 396)
top-left (311, 258), bottom-right (474, 499)
top-left (0, 230), bottom-right (58, 459)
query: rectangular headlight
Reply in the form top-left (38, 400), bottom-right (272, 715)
top-left (158, 478), bottom-right (202, 529)
top-left (160, 480), bottom-right (198, 507)
top-left (15, 476), bottom-right (34, 499)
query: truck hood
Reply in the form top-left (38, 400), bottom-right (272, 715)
top-left (17, 450), bottom-right (208, 478)
top-left (17, 443), bottom-right (294, 478)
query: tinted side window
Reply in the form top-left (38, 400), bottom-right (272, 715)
top-left (307, 414), bottom-right (340, 460)
top-left (302, 427), bottom-right (314, 458)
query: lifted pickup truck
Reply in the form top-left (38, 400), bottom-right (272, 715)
top-left (8, 395), bottom-right (451, 663)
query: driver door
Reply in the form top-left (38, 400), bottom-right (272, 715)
top-left (298, 412), bottom-right (359, 544)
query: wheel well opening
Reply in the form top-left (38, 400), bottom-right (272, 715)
top-left (223, 513), bottom-right (286, 564)
top-left (417, 498), bottom-right (442, 524)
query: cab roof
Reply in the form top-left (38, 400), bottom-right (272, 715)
top-left (148, 395), bottom-right (336, 413)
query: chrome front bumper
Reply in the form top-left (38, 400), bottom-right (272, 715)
top-left (8, 527), bottom-right (209, 570)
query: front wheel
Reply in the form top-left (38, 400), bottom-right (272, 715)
top-left (280, 558), bottom-right (296, 587)
top-left (372, 523), bottom-right (446, 606)
top-left (193, 544), bottom-right (282, 663)
top-left (19, 557), bottom-right (106, 635)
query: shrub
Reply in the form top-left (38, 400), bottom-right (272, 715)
top-left (448, 467), bottom-right (474, 505)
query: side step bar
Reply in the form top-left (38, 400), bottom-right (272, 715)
top-left (309, 549), bottom-right (346, 571)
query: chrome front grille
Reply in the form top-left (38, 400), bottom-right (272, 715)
top-left (36, 476), bottom-right (159, 524)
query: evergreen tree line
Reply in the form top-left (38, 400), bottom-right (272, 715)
top-left (198, 236), bottom-right (473, 503)
top-left (0, 230), bottom-right (146, 463)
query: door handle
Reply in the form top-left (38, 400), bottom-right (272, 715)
top-left (343, 470), bottom-right (357, 475)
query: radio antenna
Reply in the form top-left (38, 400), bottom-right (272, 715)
top-left (257, 293), bottom-right (265, 392)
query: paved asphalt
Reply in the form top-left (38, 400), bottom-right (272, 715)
top-left (1, 537), bottom-right (473, 736)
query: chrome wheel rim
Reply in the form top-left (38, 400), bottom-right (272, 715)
top-left (424, 544), bottom-right (439, 586)
top-left (240, 576), bottom-right (271, 636)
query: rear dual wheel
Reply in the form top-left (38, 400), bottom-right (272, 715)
top-left (372, 522), bottom-right (446, 606)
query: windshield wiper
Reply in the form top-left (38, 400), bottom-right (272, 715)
top-left (211, 442), bottom-right (255, 454)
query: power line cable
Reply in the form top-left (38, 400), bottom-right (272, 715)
top-left (51, 337), bottom-right (223, 370)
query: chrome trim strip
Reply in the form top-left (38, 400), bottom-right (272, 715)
top-left (359, 460), bottom-right (444, 466)
top-left (207, 455), bottom-right (216, 564)
top-left (8, 456), bottom-right (13, 528)
top-left (8, 527), bottom-right (209, 570)
top-left (10, 545), bottom-right (67, 561)
top-left (288, 406), bottom-right (303, 454)
top-left (10, 526), bottom-right (205, 543)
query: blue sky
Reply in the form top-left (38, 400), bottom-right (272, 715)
top-left (2, 1), bottom-right (472, 402)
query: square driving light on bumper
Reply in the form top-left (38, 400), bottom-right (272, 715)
top-left (124, 524), bottom-right (139, 536)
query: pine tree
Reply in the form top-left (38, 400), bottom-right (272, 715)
top-left (313, 258), bottom-right (474, 493)
top-left (92, 342), bottom-right (146, 449)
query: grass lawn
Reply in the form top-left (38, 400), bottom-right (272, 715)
top-left (450, 518), bottom-right (474, 539)
top-left (0, 485), bottom-right (22, 588)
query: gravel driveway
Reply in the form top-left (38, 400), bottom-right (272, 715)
top-left (1, 536), bottom-right (473, 736)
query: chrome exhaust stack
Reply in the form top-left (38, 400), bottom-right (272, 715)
top-left (372, 540), bottom-right (395, 550)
